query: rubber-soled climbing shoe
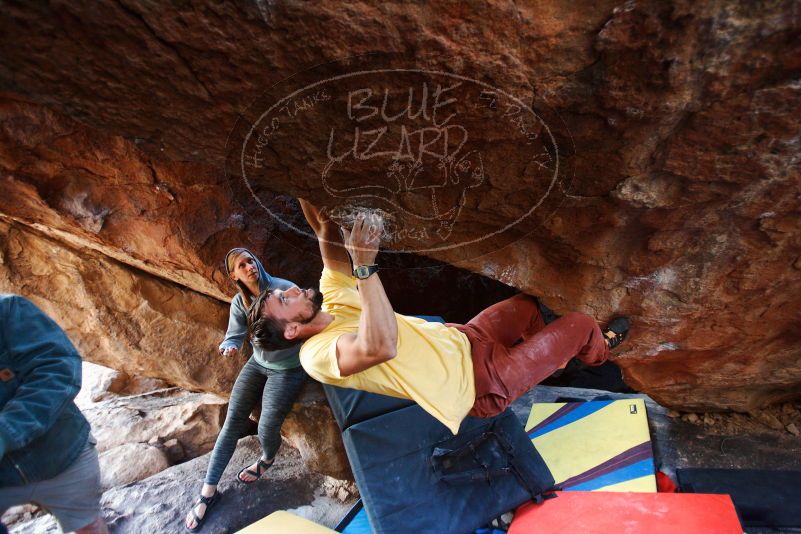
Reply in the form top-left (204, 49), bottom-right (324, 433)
top-left (603, 317), bottom-right (630, 349)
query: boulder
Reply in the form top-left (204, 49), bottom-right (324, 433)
top-left (282, 383), bottom-right (352, 480)
top-left (76, 361), bottom-right (172, 409)
top-left (75, 361), bottom-right (129, 409)
top-left (0, 505), bottom-right (43, 534)
top-left (83, 389), bottom-right (227, 458)
top-left (98, 443), bottom-right (171, 491)
top-left (162, 438), bottom-right (187, 465)
top-left (112, 374), bottom-right (173, 398)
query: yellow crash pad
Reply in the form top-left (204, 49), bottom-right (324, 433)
top-left (236, 511), bottom-right (336, 533)
top-left (526, 399), bottom-right (656, 492)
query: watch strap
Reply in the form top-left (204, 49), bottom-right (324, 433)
top-left (353, 264), bottom-right (379, 279)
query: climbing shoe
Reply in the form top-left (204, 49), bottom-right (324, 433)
top-left (603, 317), bottom-right (630, 349)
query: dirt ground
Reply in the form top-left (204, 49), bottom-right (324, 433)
top-left (670, 402), bottom-right (801, 438)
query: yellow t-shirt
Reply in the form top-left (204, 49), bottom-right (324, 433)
top-left (299, 268), bottom-right (476, 434)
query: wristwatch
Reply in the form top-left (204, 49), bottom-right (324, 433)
top-left (353, 264), bottom-right (379, 280)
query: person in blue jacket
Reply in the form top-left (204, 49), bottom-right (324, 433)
top-left (0, 294), bottom-right (108, 534)
top-left (184, 248), bottom-right (307, 532)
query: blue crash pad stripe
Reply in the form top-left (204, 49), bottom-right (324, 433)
top-left (564, 458), bottom-right (655, 492)
top-left (339, 504), bottom-right (508, 534)
top-left (527, 400), bottom-right (614, 439)
top-left (341, 507), bottom-right (372, 534)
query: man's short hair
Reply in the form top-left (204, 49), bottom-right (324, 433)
top-left (248, 290), bottom-right (302, 351)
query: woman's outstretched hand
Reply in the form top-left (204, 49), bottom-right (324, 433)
top-left (219, 346), bottom-right (239, 358)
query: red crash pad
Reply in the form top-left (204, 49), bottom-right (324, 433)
top-left (509, 491), bottom-right (742, 534)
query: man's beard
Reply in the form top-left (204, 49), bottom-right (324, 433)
top-left (300, 288), bottom-right (324, 324)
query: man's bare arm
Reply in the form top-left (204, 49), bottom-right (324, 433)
top-left (335, 213), bottom-right (398, 376)
top-left (298, 198), bottom-right (350, 275)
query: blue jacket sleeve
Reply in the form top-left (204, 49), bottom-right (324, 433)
top-left (0, 296), bottom-right (82, 455)
top-left (218, 294), bottom-right (248, 351)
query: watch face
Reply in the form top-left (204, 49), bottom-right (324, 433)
top-left (354, 265), bottom-right (377, 279)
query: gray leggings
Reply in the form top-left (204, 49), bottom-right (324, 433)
top-left (204, 357), bottom-right (307, 485)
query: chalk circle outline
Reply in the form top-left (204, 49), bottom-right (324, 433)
top-left (236, 68), bottom-right (566, 255)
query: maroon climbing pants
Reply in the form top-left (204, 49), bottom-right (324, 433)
top-left (448, 294), bottom-right (609, 419)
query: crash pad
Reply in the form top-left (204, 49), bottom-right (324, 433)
top-left (336, 499), bottom-right (514, 534)
top-left (677, 468), bottom-right (801, 528)
top-left (341, 405), bottom-right (553, 533)
top-left (235, 511), bottom-right (335, 533)
top-left (336, 500), bottom-right (372, 534)
top-left (525, 399), bottom-right (656, 492)
top-left (509, 491), bottom-right (743, 534)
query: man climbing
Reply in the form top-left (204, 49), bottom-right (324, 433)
top-left (248, 200), bottom-right (629, 434)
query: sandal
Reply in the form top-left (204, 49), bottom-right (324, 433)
top-left (237, 458), bottom-right (273, 484)
top-left (603, 317), bottom-right (630, 349)
top-left (185, 492), bottom-right (220, 533)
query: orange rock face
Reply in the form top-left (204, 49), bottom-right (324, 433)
top-left (1, 0), bottom-right (800, 412)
